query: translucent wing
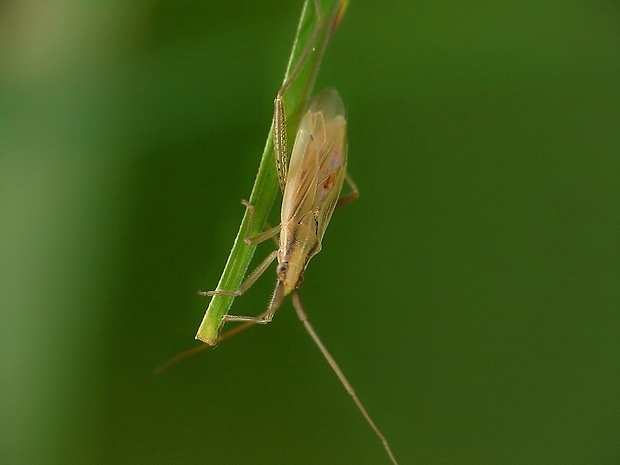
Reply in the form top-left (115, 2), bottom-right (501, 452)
top-left (281, 87), bottom-right (347, 243)
top-left (277, 88), bottom-right (347, 293)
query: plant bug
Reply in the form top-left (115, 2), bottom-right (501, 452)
top-left (159, 1), bottom-right (400, 464)
top-left (201, 88), bottom-right (399, 465)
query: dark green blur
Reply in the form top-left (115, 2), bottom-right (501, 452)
top-left (1, 1), bottom-right (619, 464)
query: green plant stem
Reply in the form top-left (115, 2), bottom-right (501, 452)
top-left (196, 0), bottom-right (348, 344)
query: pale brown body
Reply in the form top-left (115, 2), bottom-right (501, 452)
top-left (169, 90), bottom-right (398, 464)
top-left (277, 88), bottom-right (347, 297)
top-left (217, 88), bottom-right (353, 324)
top-left (198, 89), bottom-right (398, 465)
top-left (180, 2), bottom-right (399, 462)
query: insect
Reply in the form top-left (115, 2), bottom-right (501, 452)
top-left (203, 91), bottom-right (399, 465)
top-left (161, 2), bottom-right (399, 464)
top-left (205, 86), bottom-right (356, 320)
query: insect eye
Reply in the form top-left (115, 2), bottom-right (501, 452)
top-left (277, 262), bottom-right (289, 274)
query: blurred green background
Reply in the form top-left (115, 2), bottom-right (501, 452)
top-left (2, 1), bottom-right (619, 464)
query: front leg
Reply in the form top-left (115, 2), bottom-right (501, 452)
top-left (199, 250), bottom-right (278, 299)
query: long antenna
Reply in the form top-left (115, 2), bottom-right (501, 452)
top-left (155, 289), bottom-right (400, 464)
top-left (292, 290), bottom-right (400, 465)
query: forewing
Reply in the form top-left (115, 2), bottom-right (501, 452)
top-left (313, 113), bottom-right (346, 241)
top-left (281, 88), bottom-right (347, 243)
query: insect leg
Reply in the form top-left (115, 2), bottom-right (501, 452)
top-left (240, 200), bottom-right (281, 246)
top-left (222, 276), bottom-right (284, 325)
top-left (200, 198), bottom-right (284, 322)
top-left (156, 276), bottom-right (282, 370)
top-left (273, 0), bottom-right (324, 193)
top-left (335, 172), bottom-right (360, 208)
top-left (156, 277), bottom-right (284, 371)
top-left (199, 250), bottom-right (277, 299)
top-left (213, 281), bottom-right (287, 344)
top-left (291, 290), bottom-right (400, 465)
